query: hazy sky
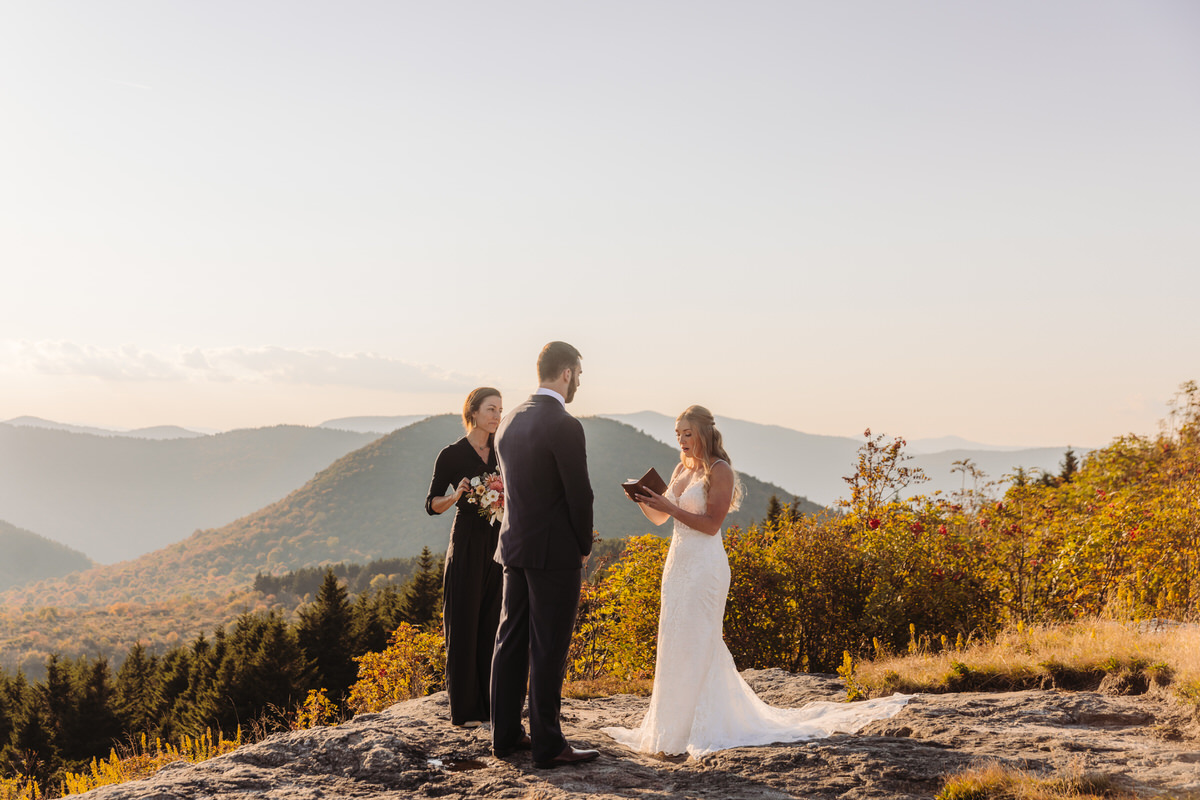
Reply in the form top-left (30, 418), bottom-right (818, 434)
top-left (2, 1), bottom-right (1197, 446)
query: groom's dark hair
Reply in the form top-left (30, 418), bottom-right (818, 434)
top-left (537, 341), bottom-right (581, 382)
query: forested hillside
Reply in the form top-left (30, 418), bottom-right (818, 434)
top-left (0, 520), bottom-right (93, 592)
top-left (0, 556), bottom-right (430, 679)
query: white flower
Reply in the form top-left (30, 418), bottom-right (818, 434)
top-left (470, 476), bottom-right (482, 487)
top-left (484, 489), bottom-right (500, 506)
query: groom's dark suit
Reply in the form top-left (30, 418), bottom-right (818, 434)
top-left (490, 392), bottom-right (594, 763)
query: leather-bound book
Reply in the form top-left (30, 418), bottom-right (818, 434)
top-left (621, 467), bottom-right (668, 501)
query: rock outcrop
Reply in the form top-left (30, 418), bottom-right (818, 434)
top-left (77, 671), bottom-right (1200, 799)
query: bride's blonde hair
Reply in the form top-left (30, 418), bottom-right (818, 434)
top-left (677, 405), bottom-right (744, 511)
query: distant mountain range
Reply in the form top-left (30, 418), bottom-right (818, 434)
top-left (602, 412), bottom-right (1084, 507)
top-left (2, 415), bottom-right (209, 439)
top-left (317, 415), bottom-right (431, 434)
top-left (1, 415), bottom-right (803, 607)
top-left (0, 423), bottom-right (379, 563)
top-left (0, 410), bottom-right (1083, 571)
top-left (0, 519), bottom-right (94, 592)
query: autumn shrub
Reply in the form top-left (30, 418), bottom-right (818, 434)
top-left (346, 623), bottom-right (445, 713)
top-left (293, 688), bottom-right (341, 729)
top-left (977, 382), bottom-right (1200, 623)
top-left (0, 777), bottom-right (39, 800)
top-left (569, 535), bottom-right (667, 681)
top-left (579, 385), bottom-right (1199, 689)
top-left (57, 729), bottom-right (240, 797)
top-left (724, 513), bottom-right (869, 672)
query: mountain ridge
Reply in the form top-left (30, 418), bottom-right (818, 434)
top-left (0, 519), bottom-right (94, 592)
top-left (0, 424), bottom-right (381, 562)
top-left (602, 411), bottom-right (1085, 506)
top-left (1, 416), bottom-right (208, 439)
top-left (0, 415), bottom-right (804, 610)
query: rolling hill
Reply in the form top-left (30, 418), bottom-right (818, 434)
top-left (1, 415), bottom-right (207, 439)
top-left (0, 423), bottom-right (380, 563)
top-left (0, 519), bottom-right (94, 592)
top-left (0, 415), bottom-right (805, 610)
top-left (603, 411), bottom-right (1083, 506)
top-left (317, 414), bottom-right (429, 434)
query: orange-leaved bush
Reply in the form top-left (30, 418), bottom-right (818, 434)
top-left (346, 623), bottom-right (445, 713)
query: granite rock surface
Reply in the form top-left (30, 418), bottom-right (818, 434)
top-left (76, 670), bottom-right (1200, 799)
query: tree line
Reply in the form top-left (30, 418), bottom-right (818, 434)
top-left (252, 555), bottom-right (426, 598)
top-left (0, 549), bottom-right (443, 788)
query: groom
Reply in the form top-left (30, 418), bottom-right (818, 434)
top-left (490, 341), bottom-right (598, 768)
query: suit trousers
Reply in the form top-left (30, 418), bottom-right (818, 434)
top-left (490, 563), bottom-right (582, 763)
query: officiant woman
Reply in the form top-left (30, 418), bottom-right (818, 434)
top-left (424, 387), bottom-right (504, 727)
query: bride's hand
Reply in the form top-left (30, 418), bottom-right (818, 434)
top-left (635, 487), bottom-right (673, 516)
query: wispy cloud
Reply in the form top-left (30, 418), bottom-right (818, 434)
top-left (5, 341), bottom-right (477, 393)
top-left (11, 341), bottom-right (183, 381)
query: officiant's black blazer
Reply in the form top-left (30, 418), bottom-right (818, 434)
top-left (493, 394), bottom-right (594, 570)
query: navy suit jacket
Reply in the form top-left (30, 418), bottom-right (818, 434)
top-left (493, 394), bottom-right (594, 570)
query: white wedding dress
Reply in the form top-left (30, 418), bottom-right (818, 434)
top-left (602, 474), bottom-right (911, 757)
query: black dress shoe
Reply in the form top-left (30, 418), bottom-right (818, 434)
top-left (492, 733), bottom-right (532, 758)
top-left (533, 745), bottom-right (600, 769)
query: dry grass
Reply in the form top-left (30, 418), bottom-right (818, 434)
top-left (937, 761), bottom-right (1136, 800)
top-left (849, 619), bottom-right (1199, 702)
top-left (563, 676), bottom-right (653, 700)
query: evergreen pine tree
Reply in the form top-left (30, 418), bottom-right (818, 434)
top-left (373, 583), bottom-right (406, 634)
top-left (181, 631), bottom-right (226, 736)
top-left (349, 591), bottom-right (388, 656)
top-left (40, 654), bottom-right (74, 763)
top-left (116, 643), bottom-right (162, 737)
top-left (213, 613), bottom-right (313, 732)
top-left (297, 569), bottom-right (357, 698)
top-left (154, 645), bottom-right (194, 741)
top-left (4, 702), bottom-right (55, 786)
top-left (1059, 448), bottom-right (1079, 483)
top-left (70, 657), bottom-right (121, 761)
top-left (0, 674), bottom-right (15, 758)
top-left (766, 494), bottom-right (783, 524)
top-left (400, 547), bottom-right (443, 630)
top-left (0, 671), bottom-right (33, 756)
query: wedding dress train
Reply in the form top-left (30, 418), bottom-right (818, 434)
top-left (602, 477), bottom-right (910, 757)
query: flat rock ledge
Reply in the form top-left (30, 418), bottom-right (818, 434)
top-left (77, 670), bottom-right (1200, 800)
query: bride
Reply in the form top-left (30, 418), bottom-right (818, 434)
top-left (602, 405), bottom-right (910, 757)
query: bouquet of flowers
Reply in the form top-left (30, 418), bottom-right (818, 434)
top-left (466, 471), bottom-right (505, 525)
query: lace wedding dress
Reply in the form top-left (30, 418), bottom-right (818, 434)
top-left (602, 475), bottom-right (910, 757)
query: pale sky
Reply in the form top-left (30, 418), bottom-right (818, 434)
top-left (2, 1), bottom-right (1197, 447)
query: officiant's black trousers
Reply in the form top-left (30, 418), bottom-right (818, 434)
top-left (443, 536), bottom-right (503, 726)
top-left (490, 564), bottom-right (582, 763)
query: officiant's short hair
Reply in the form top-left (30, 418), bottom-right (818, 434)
top-left (537, 341), bottom-right (581, 382)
